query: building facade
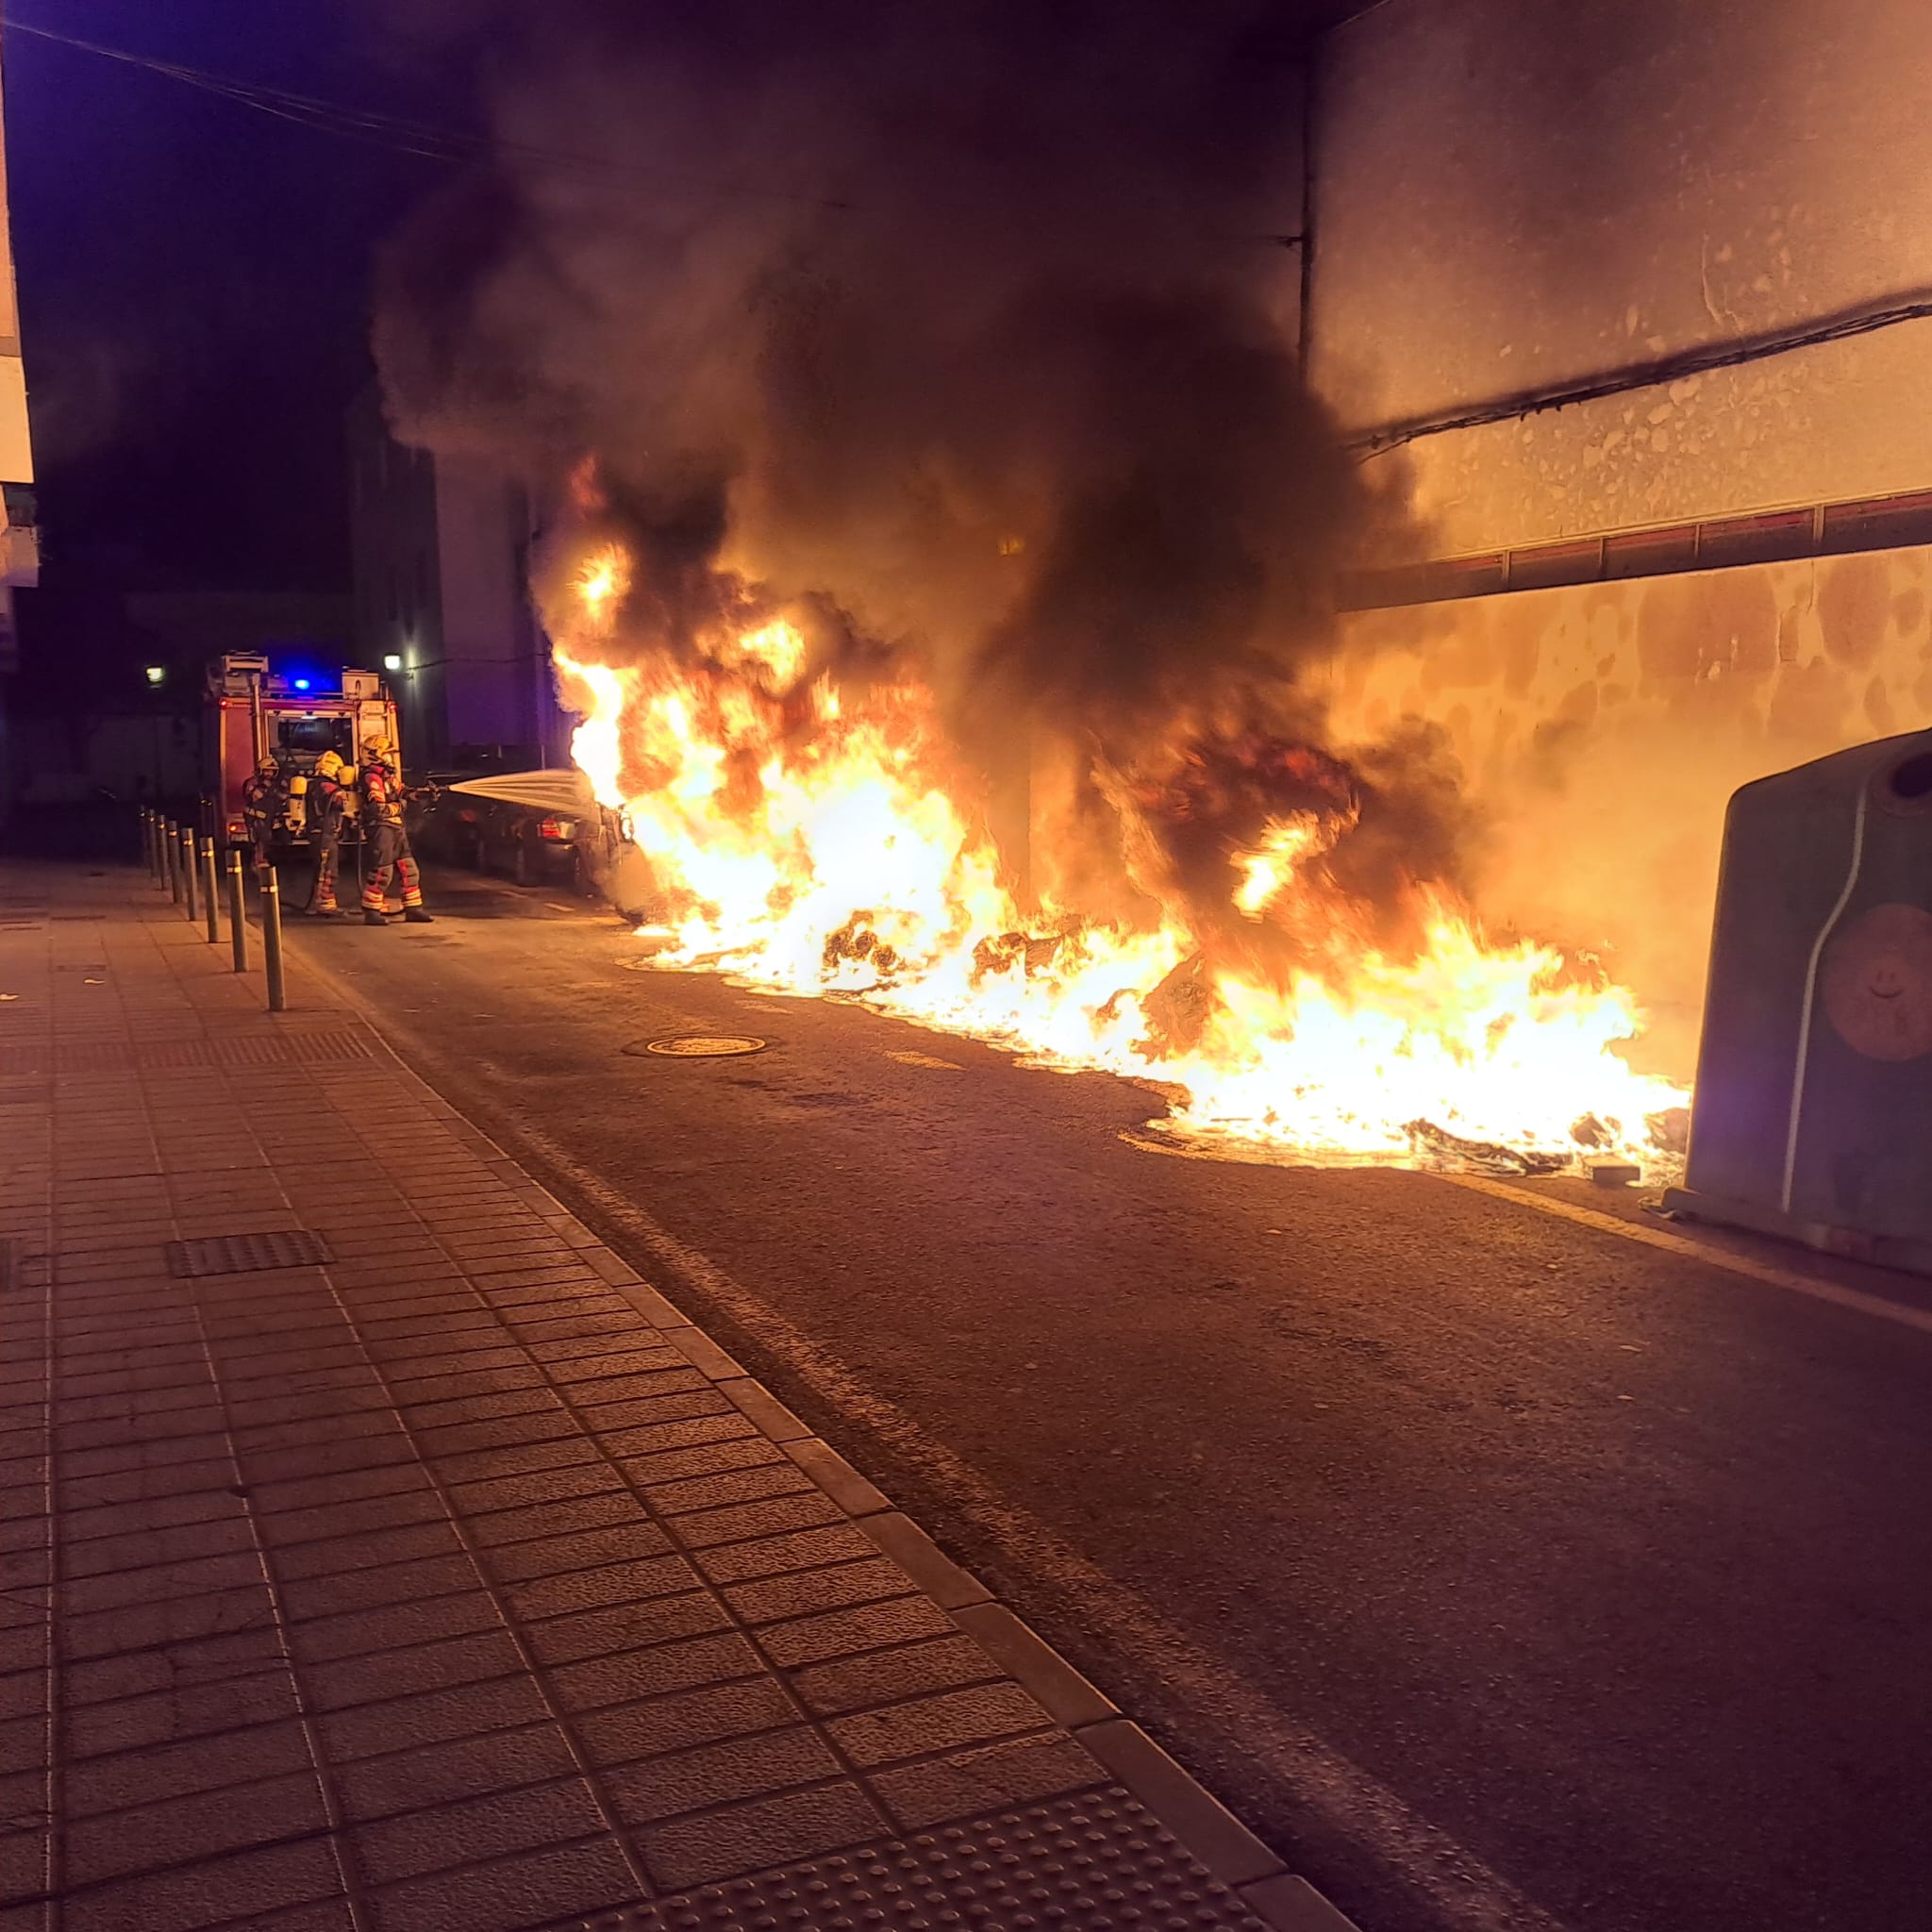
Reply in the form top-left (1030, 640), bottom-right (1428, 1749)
top-left (1304, 0), bottom-right (1932, 1074)
top-left (347, 386), bottom-right (564, 771)
top-left (0, 36), bottom-right (36, 675)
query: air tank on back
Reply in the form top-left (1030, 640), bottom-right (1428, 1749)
top-left (1665, 727), bottom-right (1932, 1270)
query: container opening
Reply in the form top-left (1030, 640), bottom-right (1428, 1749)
top-left (1889, 752), bottom-right (1932, 801)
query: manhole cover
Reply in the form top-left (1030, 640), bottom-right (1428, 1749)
top-left (627, 1035), bottom-right (767, 1058)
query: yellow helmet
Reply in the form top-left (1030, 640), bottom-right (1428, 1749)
top-left (315, 750), bottom-right (346, 782)
top-left (362, 736), bottom-right (396, 765)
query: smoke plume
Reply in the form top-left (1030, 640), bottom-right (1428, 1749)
top-left (374, 0), bottom-right (1456, 967)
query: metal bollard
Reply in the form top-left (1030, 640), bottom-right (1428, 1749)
top-left (261, 865), bottom-right (287, 1012)
top-left (147, 810), bottom-right (161, 880)
top-left (201, 839), bottom-right (220, 943)
top-left (180, 828), bottom-right (198, 923)
top-left (141, 808), bottom-right (154, 877)
top-left (165, 820), bottom-right (182, 904)
top-left (226, 850), bottom-right (248, 973)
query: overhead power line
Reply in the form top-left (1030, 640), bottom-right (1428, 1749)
top-left (1351, 289), bottom-right (1932, 458)
top-left (2, 17), bottom-right (856, 208)
top-left (6, 16), bottom-right (1320, 248)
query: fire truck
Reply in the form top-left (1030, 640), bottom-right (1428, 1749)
top-left (204, 653), bottom-right (403, 856)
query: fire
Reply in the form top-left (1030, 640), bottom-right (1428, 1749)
top-left (576, 545), bottom-right (627, 613)
top-left (551, 541), bottom-right (1687, 1171)
top-left (716, 619), bottom-right (808, 691)
top-left (1232, 814), bottom-right (1334, 919)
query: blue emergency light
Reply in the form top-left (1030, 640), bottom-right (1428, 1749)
top-left (293, 677), bottom-right (311, 691)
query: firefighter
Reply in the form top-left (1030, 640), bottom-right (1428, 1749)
top-left (305, 749), bottom-right (352, 918)
top-left (358, 735), bottom-right (433, 925)
top-left (239, 756), bottom-right (280, 874)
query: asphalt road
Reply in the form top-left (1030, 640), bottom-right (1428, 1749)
top-left (284, 865), bottom-right (1932, 1932)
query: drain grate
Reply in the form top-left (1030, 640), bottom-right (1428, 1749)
top-left (167, 1229), bottom-right (334, 1277)
top-left (585, 1787), bottom-right (1270, 1930)
top-left (204, 1032), bottom-right (375, 1069)
top-left (627, 1035), bottom-right (767, 1058)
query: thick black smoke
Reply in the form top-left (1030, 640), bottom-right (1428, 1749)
top-left (374, 0), bottom-right (1456, 962)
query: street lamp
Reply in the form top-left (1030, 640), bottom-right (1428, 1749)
top-left (143, 665), bottom-right (165, 686)
top-left (382, 653), bottom-right (403, 672)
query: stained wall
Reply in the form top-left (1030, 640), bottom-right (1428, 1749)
top-left (1312, 0), bottom-right (1932, 553)
top-left (1329, 548), bottom-right (1932, 1075)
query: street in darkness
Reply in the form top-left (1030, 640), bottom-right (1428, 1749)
top-left (289, 868), bottom-right (1932, 1932)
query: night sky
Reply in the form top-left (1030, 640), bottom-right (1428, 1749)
top-left (6, 1), bottom-right (468, 600)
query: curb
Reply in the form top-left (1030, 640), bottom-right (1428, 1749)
top-left (278, 922), bottom-right (1369, 1932)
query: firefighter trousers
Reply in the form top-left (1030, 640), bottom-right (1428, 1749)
top-left (361, 822), bottom-right (423, 912)
top-left (312, 834), bottom-right (341, 912)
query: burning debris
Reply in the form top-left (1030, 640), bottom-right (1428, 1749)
top-left (1404, 1120), bottom-right (1571, 1178)
top-left (374, 0), bottom-right (1688, 1168)
top-left (544, 558), bottom-right (1685, 1167)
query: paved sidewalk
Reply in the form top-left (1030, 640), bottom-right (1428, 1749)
top-left (0, 857), bottom-right (1351, 1932)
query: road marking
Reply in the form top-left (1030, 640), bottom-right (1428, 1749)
top-left (1440, 1173), bottom-right (1932, 1341)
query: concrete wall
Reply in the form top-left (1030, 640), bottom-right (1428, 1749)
top-left (125, 591), bottom-right (352, 666)
top-left (1329, 546), bottom-right (1932, 1075)
top-left (4, 709), bottom-right (198, 806)
top-left (433, 459), bottom-right (553, 758)
top-left (348, 390), bottom-right (562, 767)
top-left (347, 387), bottom-right (444, 755)
top-left (1312, 0), bottom-right (1932, 553)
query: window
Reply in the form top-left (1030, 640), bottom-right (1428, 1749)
top-left (276, 718), bottom-right (353, 757)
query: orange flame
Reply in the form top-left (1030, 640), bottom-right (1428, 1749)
top-left (551, 541), bottom-right (1687, 1169)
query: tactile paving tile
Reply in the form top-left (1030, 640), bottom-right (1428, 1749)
top-left (0, 1031), bottom-right (372, 1075)
top-left (577, 1786), bottom-right (1270, 1931)
top-left (166, 1228), bottom-right (335, 1276)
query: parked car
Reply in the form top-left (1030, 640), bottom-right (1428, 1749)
top-left (422, 768), bottom-right (656, 918)
top-left (475, 792), bottom-right (599, 891)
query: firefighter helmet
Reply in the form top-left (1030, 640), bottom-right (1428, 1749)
top-left (362, 736), bottom-right (396, 765)
top-left (314, 749), bottom-right (346, 782)
top-left (255, 754), bottom-right (278, 777)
